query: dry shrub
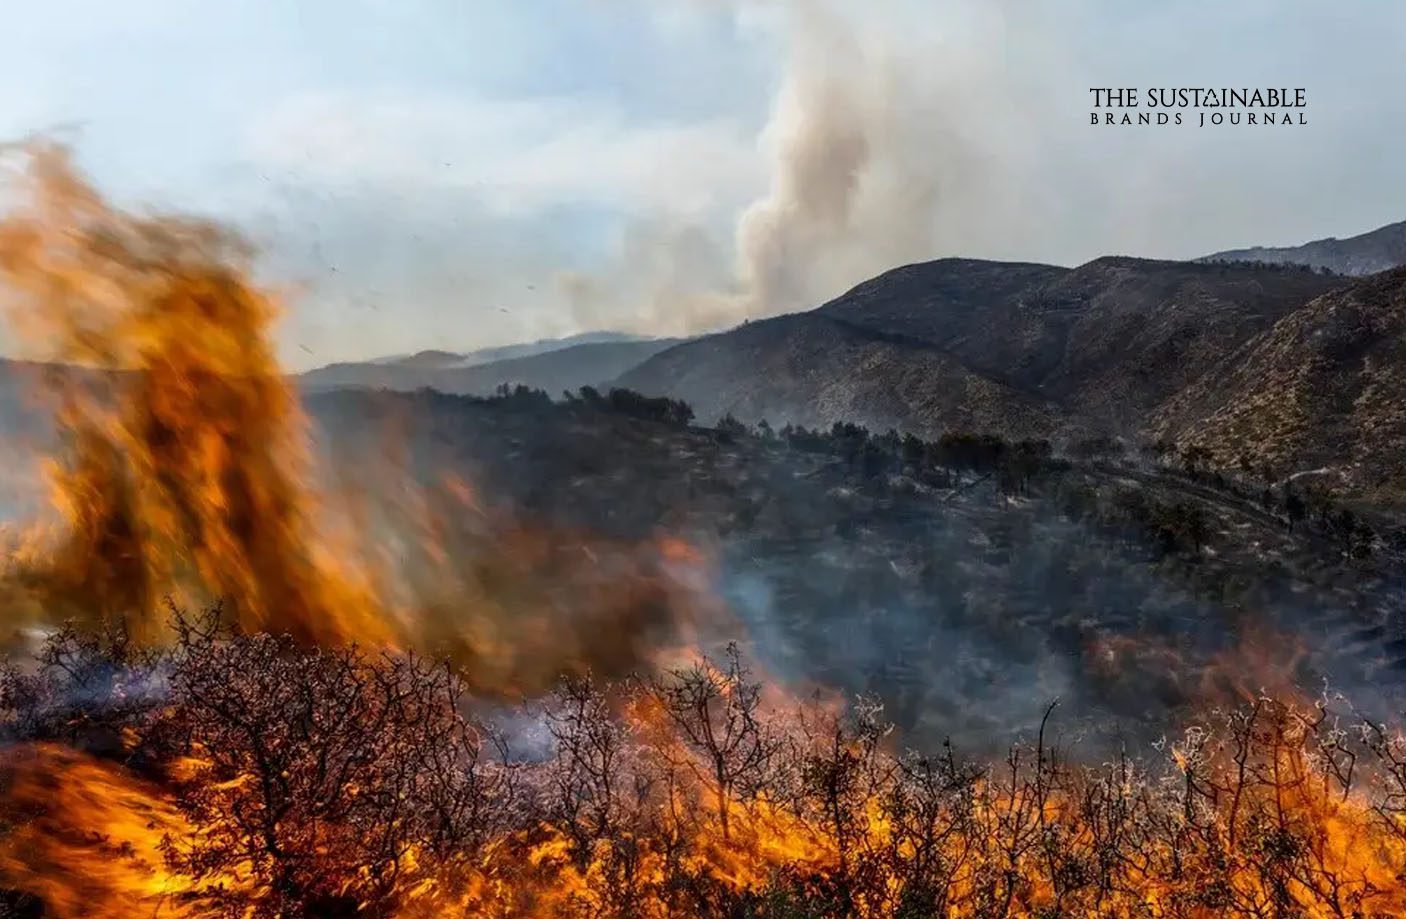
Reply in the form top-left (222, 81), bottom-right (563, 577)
top-left (2, 615), bottom-right (1406, 918)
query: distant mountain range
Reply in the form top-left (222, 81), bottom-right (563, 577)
top-left (1201, 219), bottom-right (1406, 276)
top-left (6, 218), bottom-right (1403, 502)
top-left (301, 332), bottom-right (681, 397)
top-left (369, 331), bottom-right (651, 370)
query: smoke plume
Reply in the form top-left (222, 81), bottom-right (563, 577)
top-left (734, 0), bottom-right (941, 314)
top-left (575, 0), bottom-right (1011, 333)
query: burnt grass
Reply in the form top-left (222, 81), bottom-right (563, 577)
top-left (308, 386), bottom-right (1406, 753)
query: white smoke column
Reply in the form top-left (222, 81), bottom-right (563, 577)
top-left (558, 217), bottom-right (747, 336)
top-left (567, 0), bottom-right (1034, 333)
top-left (738, 1), bottom-right (874, 311)
top-left (733, 0), bottom-right (964, 315)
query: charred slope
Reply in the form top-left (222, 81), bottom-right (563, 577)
top-left (1202, 219), bottom-right (1406, 276)
top-left (1000, 257), bottom-right (1342, 428)
top-left (620, 256), bottom-right (1339, 435)
top-left (1153, 267), bottom-right (1406, 502)
top-left (307, 388), bottom-right (1406, 747)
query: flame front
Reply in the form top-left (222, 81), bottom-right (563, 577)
top-left (8, 675), bottom-right (1406, 917)
top-left (1, 146), bottom-right (1405, 917)
top-left (0, 143), bottom-right (385, 646)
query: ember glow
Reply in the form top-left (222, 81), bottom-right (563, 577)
top-left (1, 147), bottom-right (1406, 918)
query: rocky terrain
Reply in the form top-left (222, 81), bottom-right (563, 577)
top-left (1153, 267), bottom-right (1406, 505)
top-left (621, 256), bottom-right (1341, 436)
top-left (1202, 218), bottom-right (1406, 276)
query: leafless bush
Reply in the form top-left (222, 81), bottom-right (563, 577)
top-left (646, 643), bottom-right (781, 842)
top-left (539, 671), bottom-right (661, 914)
top-left (5, 619), bottom-right (1406, 918)
top-left (152, 608), bottom-right (517, 917)
top-left (0, 614), bottom-right (160, 749)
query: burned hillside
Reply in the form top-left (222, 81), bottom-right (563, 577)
top-left (310, 385), bottom-right (1406, 748)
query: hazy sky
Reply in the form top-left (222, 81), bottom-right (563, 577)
top-left (2, 0), bottom-right (1404, 368)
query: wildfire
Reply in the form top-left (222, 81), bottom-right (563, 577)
top-left (0, 743), bottom-right (246, 917)
top-left (1, 144), bottom-right (1405, 917)
top-left (7, 633), bottom-right (1406, 917)
top-left (0, 142), bottom-right (386, 646)
top-left (0, 144), bottom-right (705, 683)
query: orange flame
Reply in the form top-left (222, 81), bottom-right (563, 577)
top-left (0, 744), bottom-right (248, 917)
top-left (0, 145), bottom-right (709, 678)
top-left (0, 142), bottom-right (385, 646)
top-left (1, 144), bottom-right (1404, 919)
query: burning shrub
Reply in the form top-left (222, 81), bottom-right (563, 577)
top-left (537, 672), bottom-right (666, 915)
top-left (4, 619), bottom-right (1406, 918)
top-left (646, 644), bottom-right (781, 842)
top-left (151, 609), bottom-right (518, 917)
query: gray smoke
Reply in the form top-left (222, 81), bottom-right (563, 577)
top-left (570, 0), bottom-right (1021, 333)
top-left (733, 0), bottom-right (944, 314)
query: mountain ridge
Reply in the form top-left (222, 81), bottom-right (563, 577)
top-left (301, 336), bottom-right (682, 397)
top-left (618, 255), bottom-right (1342, 439)
top-left (1201, 219), bottom-right (1406, 276)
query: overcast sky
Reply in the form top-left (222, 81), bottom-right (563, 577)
top-left (2, 0), bottom-right (1404, 368)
